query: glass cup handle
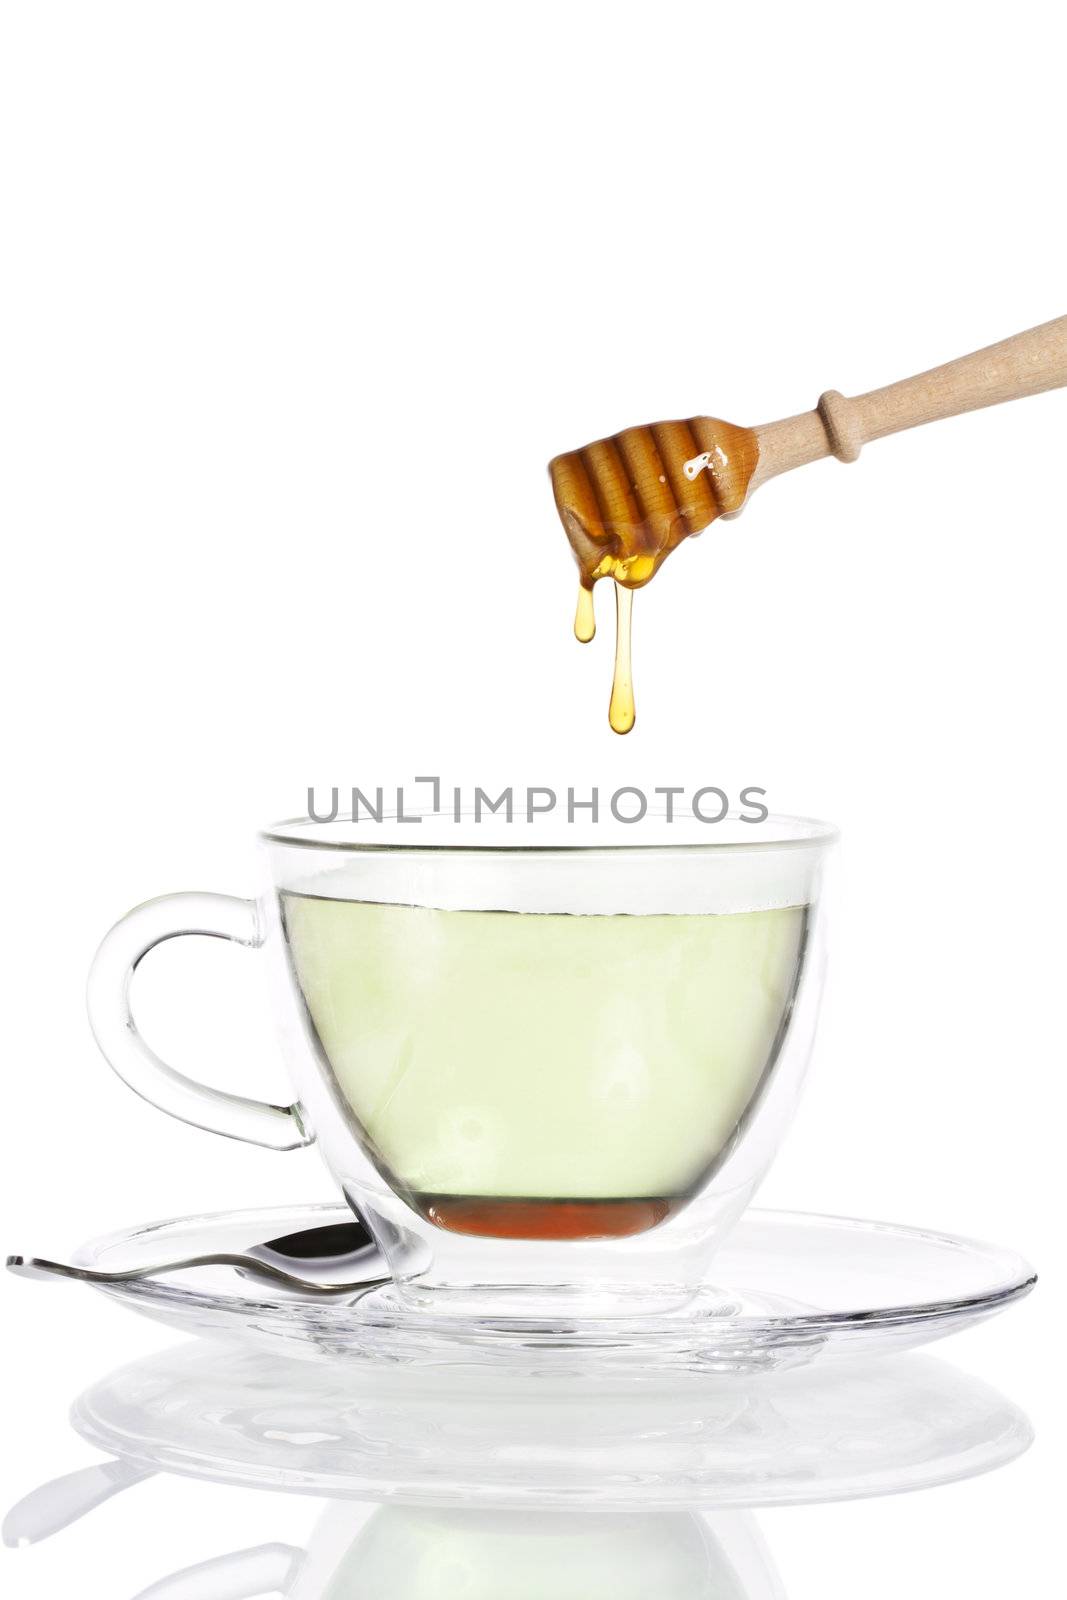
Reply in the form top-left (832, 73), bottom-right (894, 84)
top-left (86, 892), bottom-right (312, 1151)
top-left (130, 1544), bottom-right (305, 1600)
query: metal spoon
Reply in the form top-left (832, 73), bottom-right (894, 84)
top-left (6, 1219), bottom-right (388, 1298)
top-left (3, 1460), bottom-right (155, 1548)
top-left (246, 1219), bottom-right (381, 1283)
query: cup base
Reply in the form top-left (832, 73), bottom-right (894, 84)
top-left (369, 1278), bottom-right (743, 1325)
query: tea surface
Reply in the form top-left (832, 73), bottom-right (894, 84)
top-left (282, 895), bottom-right (806, 1237)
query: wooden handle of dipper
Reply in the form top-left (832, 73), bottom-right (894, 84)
top-left (751, 314), bottom-right (1067, 490)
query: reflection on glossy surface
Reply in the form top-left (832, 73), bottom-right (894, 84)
top-left (328, 1506), bottom-right (773, 1600)
top-left (127, 1504), bottom-right (782, 1600)
top-left (3, 1460), bottom-right (153, 1549)
top-left (67, 1343), bottom-right (1031, 1509)
top-left (3, 1347), bottom-right (1032, 1599)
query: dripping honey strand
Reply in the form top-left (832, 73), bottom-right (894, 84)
top-left (608, 581), bottom-right (635, 735)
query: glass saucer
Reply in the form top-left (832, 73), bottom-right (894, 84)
top-left (71, 1203), bottom-right (1035, 1374)
top-left (69, 1340), bottom-right (1032, 1508)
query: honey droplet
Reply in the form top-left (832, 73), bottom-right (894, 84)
top-left (608, 581), bottom-right (635, 735)
top-left (574, 583), bottom-right (596, 643)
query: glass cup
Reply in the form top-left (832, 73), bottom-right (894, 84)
top-left (87, 813), bottom-right (836, 1318)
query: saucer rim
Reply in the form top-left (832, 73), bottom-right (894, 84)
top-left (71, 1201), bottom-right (1037, 1335)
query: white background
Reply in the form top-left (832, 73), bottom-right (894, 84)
top-left (0, 3), bottom-right (1064, 1594)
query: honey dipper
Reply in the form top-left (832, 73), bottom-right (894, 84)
top-left (550, 314), bottom-right (1067, 732)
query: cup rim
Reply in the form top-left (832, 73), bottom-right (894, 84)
top-left (259, 811), bottom-right (840, 855)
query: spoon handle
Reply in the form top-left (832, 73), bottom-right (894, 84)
top-left (5, 1253), bottom-right (385, 1297)
top-left (3, 1459), bottom-right (154, 1548)
top-left (752, 313), bottom-right (1067, 486)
